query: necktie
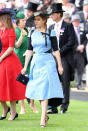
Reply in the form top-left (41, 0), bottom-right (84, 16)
top-left (54, 23), bottom-right (60, 50)
top-left (77, 27), bottom-right (80, 34)
top-left (76, 27), bottom-right (80, 44)
top-left (55, 23), bottom-right (59, 37)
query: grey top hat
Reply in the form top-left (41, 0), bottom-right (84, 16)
top-left (83, 0), bottom-right (88, 6)
top-left (63, 13), bottom-right (71, 19)
top-left (71, 14), bottom-right (80, 22)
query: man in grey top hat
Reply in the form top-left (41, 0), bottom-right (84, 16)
top-left (63, 13), bottom-right (71, 23)
top-left (83, 0), bottom-right (88, 22)
top-left (82, 0), bottom-right (88, 34)
top-left (68, 0), bottom-right (83, 11)
top-left (77, 0), bottom-right (88, 34)
top-left (72, 13), bottom-right (87, 90)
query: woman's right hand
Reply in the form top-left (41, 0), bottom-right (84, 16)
top-left (21, 67), bottom-right (26, 75)
top-left (58, 66), bottom-right (64, 75)
top-left (21, 29), bottom-right (27, 37)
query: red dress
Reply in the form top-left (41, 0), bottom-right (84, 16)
top-left (0, 28), bottom-right (26, 101)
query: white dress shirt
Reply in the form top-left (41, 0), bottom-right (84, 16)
top-left (54, 19), bottom-right (63, 50)
top-left (74, 26), bottom-right (80, 45)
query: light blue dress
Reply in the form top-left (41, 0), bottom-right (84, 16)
top-left (25, 29), bottom-right (64, 100)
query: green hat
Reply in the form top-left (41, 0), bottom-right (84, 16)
top-left (15, 12), bottom-right (25, 20)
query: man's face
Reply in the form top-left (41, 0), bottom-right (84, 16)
top-left (51, 13), bottom-right (60, 22)
top-left (72, 20), bottom-right (80, 27)
top-left (26, 10), bottom-right (34, 18)
top-left (83, 5), bottom-right (88, 12)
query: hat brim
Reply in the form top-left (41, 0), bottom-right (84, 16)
top-left (71, 19), bottom-right (80, 22)
top-left (51, 10), bottom-right (65, 14)
top-left (34, 12), bottom-right (48, 16)
top-left (32, 11), bottom-right (50, 18)
top-left (0, 8), bottom-right (16, 19)
top-left (25, 7), bottom-right (37, 12)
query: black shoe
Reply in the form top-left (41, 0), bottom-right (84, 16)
top-left (0, 116), bottom-right (6, 120)
top-left (0, 107), bottom-right (10, 120)
top-left (60, 109), bottom-right (66, 114)
top-left (47, 109), bottom-right (58, 114)
top-left (8, 113), bottom-right (18, 121)
top-left (26, 98), bottom-right (30, 104)
top-left (16, 101), bottom-right (18, 104)
top-left (77, 85), bottom-right (84, 90)
top-left (13, 113), bottom-right (18, 120)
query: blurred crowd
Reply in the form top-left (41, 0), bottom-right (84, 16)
top-left (0, 0), bottom-right (88, 32)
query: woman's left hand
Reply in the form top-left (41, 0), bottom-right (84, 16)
top-left (58, 66), bottom-right (64, 75)
top-left (21, 67), bottom-right (27, 75)
top-left (0, 57), bottom-right (3, 63)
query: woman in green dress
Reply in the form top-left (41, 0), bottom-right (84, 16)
top-left (14, 11), bottom-right (38, 114)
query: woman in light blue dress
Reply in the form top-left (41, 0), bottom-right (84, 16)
top-left (21, 11), bottom-right (64, 127)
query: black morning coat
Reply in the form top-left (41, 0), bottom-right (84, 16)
top-left (74, 29), bottom-right (88, 66)
top-left (49, 20), bottom-right (75, 81)
top-left (26, 16), bottom-right (35, 28)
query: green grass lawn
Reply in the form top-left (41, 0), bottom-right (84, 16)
top-left (0, 100), bottom-right (88, 131)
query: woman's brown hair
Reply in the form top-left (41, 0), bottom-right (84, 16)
top-left (38, 14), bottom-right (48, 32)
top-left (38, 14), bottom-right (48, 47)
top-left (39, 14), bottom-right (47, 25)
top-left (0, 14), bottom-right (13, 29)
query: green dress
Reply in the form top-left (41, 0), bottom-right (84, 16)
top-left (14, 27), bottom-right (31, 74)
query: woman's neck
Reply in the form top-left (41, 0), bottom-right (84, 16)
top-left (37, 28), bottom-right (45, 32)
top-left (36, 25), bottom-right (47, 32)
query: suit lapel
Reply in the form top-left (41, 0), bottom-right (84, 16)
top-left (59, 20), bottom-right (66, 43)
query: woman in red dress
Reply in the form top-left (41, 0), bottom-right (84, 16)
top-left (0, 8), bottom-right (26, 120)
